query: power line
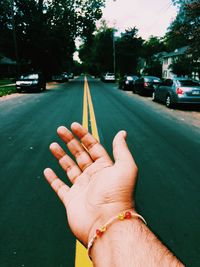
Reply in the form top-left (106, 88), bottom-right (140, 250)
top-left (145, 2), bottom-right (174, 35)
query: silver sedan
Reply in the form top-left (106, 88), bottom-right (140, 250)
top-left (152, 78), bottom-right (200, 108)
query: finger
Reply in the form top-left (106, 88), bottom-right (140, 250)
top-left (57, 126), bottom-right (93, 171)
top-left (71, 122), bottom-right (112, 163)
top-left (113, 131), bottom-right (137, 169)
top-left (44, 168), bottom-right (69, 205)
top-left (49, 142), bottom-right (82, 183)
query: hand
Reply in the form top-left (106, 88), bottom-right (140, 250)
top-left (44, 122), bottom-right (138, 246)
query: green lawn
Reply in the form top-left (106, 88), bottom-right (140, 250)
top-left (0, 86), bottom-right (16, 97)
top-left (0, 78), bottom-right (16, 96)
top-left (0, 78), bottom-right (14, 86)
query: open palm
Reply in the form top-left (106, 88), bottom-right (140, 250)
top-left (44, 122), bottom-right (138, 246)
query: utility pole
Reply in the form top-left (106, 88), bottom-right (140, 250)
top-left (113, 30), bottom-right (116, 76)
top-left (10, 0), bottom-right (20, 76)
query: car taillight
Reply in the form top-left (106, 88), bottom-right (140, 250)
top-left (176, 88), bottom-right (184, 95)
top-left (144, 82), bottom-right (148, 87)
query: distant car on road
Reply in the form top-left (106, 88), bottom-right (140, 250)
top-left (101, 72), bottom-right (115, 82)
top-left (52, 73), bottom-right (68, 82)
top-left (67, 72), bottom-right (74, 79)
top-left (134, 76), bottom-right (162, 95)
top-left (119, 75), bottom-right (139, 91)
top-left (16, 73), bottom-right (46, 93)
top-left (152, 78), bottom-right (200, 108)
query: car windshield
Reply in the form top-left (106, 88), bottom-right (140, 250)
top-left (127, 76), bottom-right (138, 81)
top-left (145, 77), bottom-right (161, 83)
top-left (178, 80), bottom-right (199, 87)
top-left (107, 73), bottom-right (114, 76)
top-left (20, 74), bottom-right (39, 80)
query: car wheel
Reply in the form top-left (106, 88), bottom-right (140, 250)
top-left (152, 91), bottom-right (156, 101)
top-left (138, 90), bottom-right (143, 96)
top-left (165, 95), bottom-right (173, 108)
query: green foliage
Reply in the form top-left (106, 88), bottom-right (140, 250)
top-left (170, 55), bottom-right (198, 77)
top-left (0, 0), bottom-right (105, 77)
top-left (164, 16), bottom-right (189, 51)
top-left (115, 28), bottom-right (143, 75)
top-left (138, 36), bottom-right (165, 77)
top-left (165, 0), bottom-right (200, 56)
top-left (142, 36), bottom-right (166, 58)
top-left (92, 28), bottom-right (114, 73)
top-left (79, 24), bottom-right (114, 75)
top-left (0, 85), bottom-right (16, 97)
top-left (184, 1), bottom-right (200, 57)
top-left (79, 25), bottom-right (144, 76)
top-left (143, 60), bottom-right (163, 78)
top-left (170, 56), bottom-right (192, 76)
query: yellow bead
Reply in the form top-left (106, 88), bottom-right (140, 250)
top-left (100, 226), bottom-right (107, 232)
top-left (118, 213), bottom-right (125, 220)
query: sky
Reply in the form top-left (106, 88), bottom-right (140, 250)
top-left (74, 0), bottom-right (178, 61)
top-left (100, 0), bottom-right (178, 39)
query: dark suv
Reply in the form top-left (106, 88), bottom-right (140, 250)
top-left (16, 73), bottom-right (46, 93)
top-left (119, 75), bottom-right (138, 90)
top-left (134, 76), bottom-right (162, 95)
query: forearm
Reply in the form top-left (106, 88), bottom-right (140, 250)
top-left (90, 217), bottom-right (184, 267)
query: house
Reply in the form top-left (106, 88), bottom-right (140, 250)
top-left (162, 46), bottom-right (190, 79)
top-left (152, 52), bottom-right (168, 63)
top-left (0, 56), bottom-right (17, 77)
top-left (138, 52), bottom-right (167, 77)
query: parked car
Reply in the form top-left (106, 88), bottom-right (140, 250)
top-left (16, 73), bottom-right (46, 93)
top-left (152, 78), bottom-right (200, 108)
top-left (101, 72), bottom-right (115, 82)
top-left (62, 72), bottom-right (69, 80)
top-left (134, 76), bottom-right (162, 95)
top-left (119, 75), bottom-right (139, 90)
top-left (67, 72), bottom-right (74, 79)
top-left (52, 73), bottom-right (68, 82)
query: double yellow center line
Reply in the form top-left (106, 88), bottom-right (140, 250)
top-left (75, 76), bottom-right (99, 267)
top-left (82, 76), bottom-right (100, 141)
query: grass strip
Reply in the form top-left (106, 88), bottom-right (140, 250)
top-left (0, 86), bottom-right (17, 97)
top-left (0, 79), bottom-right (14, 86)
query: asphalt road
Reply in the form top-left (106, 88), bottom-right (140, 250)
top-left (0, 76), bottom-right (200, 267)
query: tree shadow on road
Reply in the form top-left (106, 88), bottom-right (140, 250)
top-left (177, 104), bottom-right (200, 112)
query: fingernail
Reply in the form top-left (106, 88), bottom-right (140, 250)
top-left (122, 130), bottom-right (127, 138)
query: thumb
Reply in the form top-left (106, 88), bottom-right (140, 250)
top-left (113, 131), bottom-right (137, 168)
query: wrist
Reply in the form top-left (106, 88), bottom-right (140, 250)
top-left (88, 212), bottom-right (184, 267)
top-left (89, 213), bottom-right (145, 265)
top-left (88, 206), bottom-right (136, 245)
top-left (87, 208), bottom-right (147, 260)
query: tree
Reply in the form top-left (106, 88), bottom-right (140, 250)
top-left (79, 22), bottom-right (114, 75)
top-left (92, 28), bottom-right (114, 73)
top-left (0, 0), bottom-right (106, 77)
top-left (115, 28), bottom-right (143, 75)
top-left (167, 0), bottom-right (200, 56)
top-left (143, 59), bottom-right (163, 78)
top-left (162, 1), bottom-right (200, 78)
top-left (140, 36), bottom-right (166, 77)
top-left (142, 36), bottom-right (166, 58)
top-left (79, 25), bottom-right (144, 76)
top-left (170, 56), bottom-right (193, 77)
top-left (164, 14), bottom-right (189, 51)
top-left (183, 1), bottom-right (200, 56)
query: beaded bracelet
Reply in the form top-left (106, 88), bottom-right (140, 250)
top-left (87, 210), bottom-right (147, 258)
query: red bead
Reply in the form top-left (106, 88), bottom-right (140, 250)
top-left (96, 229), bottom-right (103, 237)
top-left (124, 211), bottom-right (132, 219)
